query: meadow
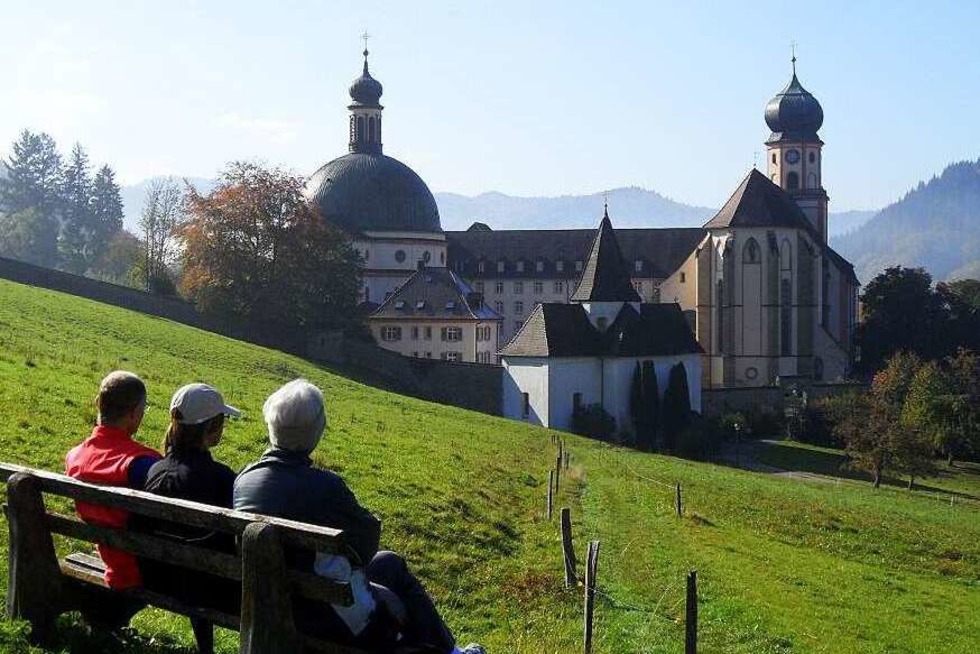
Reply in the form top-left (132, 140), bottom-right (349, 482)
top-left (0, 277), bottom-right (977, 653)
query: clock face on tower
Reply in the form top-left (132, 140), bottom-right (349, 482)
top-left (785, 149), bottom-right (801, 164)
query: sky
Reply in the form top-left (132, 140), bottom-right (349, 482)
top-left (1, 1), bottom-right (978, 212)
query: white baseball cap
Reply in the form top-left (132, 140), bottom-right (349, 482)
top-left (170, 383), bottom-right (241, 425)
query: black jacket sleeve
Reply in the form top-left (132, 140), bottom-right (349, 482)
top-left (325, 474), bottom-right (382, 565)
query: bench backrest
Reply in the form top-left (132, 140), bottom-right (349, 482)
top-left (0, 463), bottom-right (355, 606)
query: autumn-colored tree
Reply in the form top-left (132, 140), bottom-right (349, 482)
top-left (180, 162), bottom-right (361, 331)
top-left (837, 352), bottom-right (923, 488)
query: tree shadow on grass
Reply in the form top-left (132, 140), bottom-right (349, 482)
top-left (744, 440), bottom-right (980, 500)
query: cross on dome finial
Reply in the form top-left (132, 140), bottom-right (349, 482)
top-left (791, 40), bottom-right (797, 74)
top-left (603, 193), bottom-right (609, 219)
top-left (361, 32), bottom-right (372, 70)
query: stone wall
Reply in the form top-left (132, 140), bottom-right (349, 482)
top-left (702, 380), bottom-right (866, 417)
top-left (309, 331), bottom-right (503, 415)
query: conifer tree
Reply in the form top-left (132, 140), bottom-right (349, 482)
top-left (0, 130), bottom-right (63, 266)
top-left (661, 363), bottom-right (691, 451)
top-left (59, 143), bottom-right (94, 273)
top-left (89, 165), bottom-right (125, 262)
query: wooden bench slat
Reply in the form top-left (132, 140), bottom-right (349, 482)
top-left (0, 463), bottom-right (350, 558)
top-left (48, 512), bottom-right (242, 580)
top-left (60, 557), bottom-right (241, 630)
top-left (48, 512), bottom-right (354, 606)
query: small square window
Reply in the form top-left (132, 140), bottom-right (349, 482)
top-left (533, 281), bottom-right (543, 294)
top-left (494, 281), bottom-right (504, 294)
top-left (680, 272), bottom-right (687, 283)
top-left (497, 261), bottom-right (505, 273)
top-left (536, 261), bottom-right (544, 272)
top-left (514, 281), bottom-right (523, 294)
top-left (516, 261), bottom-right (524, 272)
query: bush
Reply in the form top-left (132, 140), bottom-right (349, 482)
top-left (675, 413), bottom-right (724, 461)
top-left (796, 398), bottom-right (842, 447)
top-left (571, 403), bottom-right (616, 441)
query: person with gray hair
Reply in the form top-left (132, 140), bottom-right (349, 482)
top-left (233, 379), bottom-right (485, 654)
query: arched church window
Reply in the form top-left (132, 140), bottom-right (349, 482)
top-left (356, 116), bottom-right (364, 141)
top-left (787, 172), bottom-right (799, 190)
top-left (780, 240), bottom-right (792, 271)
top-left (808, 173), bottom-right (818, 189)
top-left (743, 238), bottom-right (760, 264)
top-left (809, 151), bottom-right (816, 164)
top-left (368, 116), bottom-right (376, 141)
top-left (772, 153), bottom-right (776, 164)
top-left (717, 280), bottom-right (725, 353)
top-left (780, 279), bottom-right (792, 356)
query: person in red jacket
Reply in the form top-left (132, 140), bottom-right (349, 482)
top-left (65, 371), bottom-right (161, 593)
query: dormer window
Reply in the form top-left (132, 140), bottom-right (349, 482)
top-left (445, 301), bottom-right (456, 310)
top-left (416, 300), bottom-right (426, 310)
top-left (395, 300), bottom-right (406, 309)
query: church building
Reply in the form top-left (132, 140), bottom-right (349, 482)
top-left (500, 210), bottom-right (702, 430)
top-left (305, 50), bottom-right (858, 387)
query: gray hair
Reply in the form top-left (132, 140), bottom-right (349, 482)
top-left (263, 379), bottom-right (327, 453)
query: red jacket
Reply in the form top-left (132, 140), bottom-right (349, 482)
top-left (65, 425), bottom-right (160, 589)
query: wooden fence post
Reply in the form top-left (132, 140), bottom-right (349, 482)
top-left (686, 570), bottom-right (698, 654)
top-left (547, 471), bottom-right (554, 521)
top-left (555, 455), bottom-right (562, 491)
top-left (676, 483), bottom-right (683, 517)
top-left (240, 522), bottom-right (300, 654)
top-left (561, 507), bottom-right (576, 589)
top-left (584, 540), bottom-right (600, 654)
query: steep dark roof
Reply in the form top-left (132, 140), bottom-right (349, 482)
top-left (446, 226), bottom-right (704, 280)
top-left (571, 212), bottom-right (641, 302)
top-left (703, 169), bottom-right (817, 236)
top-left (306, 152), bottom-right (442, 234)
top-left (500, 302), bottom-right (702, 358)
top-left (500, 304), bottom-right (601, 357)
top-left (369, 267), bottom-right (501, 321)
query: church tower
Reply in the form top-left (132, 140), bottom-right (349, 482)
top-left (764, 56), bottom-right (829, 243)
top-left (348, 48), bottom-right (383, 154)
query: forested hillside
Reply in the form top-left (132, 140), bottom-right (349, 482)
top-left (835, 159), bottom-right (980, 283)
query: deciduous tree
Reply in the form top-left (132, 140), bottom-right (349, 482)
top-left (138, 177), bottom-right (183, 293)
top-left (180, 162), bottom-right (361, 331)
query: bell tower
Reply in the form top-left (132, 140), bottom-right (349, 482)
top-left (348, 36), bottom-right (384, 155)
top-left (764, 54), bottom-right (829, 242)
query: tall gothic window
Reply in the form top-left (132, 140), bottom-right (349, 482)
top-left (743, 238), bottom-right (760, 264)
top-left (780, 278), bottom-right (792, 356)
top-left (787, 171), bottom-right (800, 190)
top-left (356, 116), bottom-right (364, 141)
top-left (368, 116), bottom-right (376, 142)
top-left (717, 280), bottom-right (725, 353)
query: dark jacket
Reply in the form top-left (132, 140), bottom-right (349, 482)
top-left (232, 448), bottom-right (381, 565)
top-left (136, 448), bottom-right (239, 612)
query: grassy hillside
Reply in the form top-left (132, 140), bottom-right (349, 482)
top-left (0, 278), bottom-right (977, 653)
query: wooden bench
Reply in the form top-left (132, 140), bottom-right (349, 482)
top-left (0, 463), bottom-right (427, 654)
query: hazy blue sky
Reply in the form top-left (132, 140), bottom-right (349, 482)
top-left (1, 1), bottom-right (977, 211)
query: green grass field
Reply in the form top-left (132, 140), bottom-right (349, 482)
top-left (0, 277), bottom-right (977, 653)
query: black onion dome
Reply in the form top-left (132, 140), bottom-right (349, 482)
top-left (765, 67), bottom-right (823, 143)
top-left (306, 152), bottom-right (442, 234)
top-left (349, 52), bottom-right (383, 107)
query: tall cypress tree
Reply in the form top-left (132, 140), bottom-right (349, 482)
top-left (59, 143), bottom-right (93, 273)
top-left (662, 362), bottom-right (692, 452)
top-left (641, 360), bottom-right (660, 451)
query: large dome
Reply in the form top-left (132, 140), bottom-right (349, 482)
top-left (765, 66), bottom-right (823, 143)
top-left (306, 152), bottom-right (442, 234)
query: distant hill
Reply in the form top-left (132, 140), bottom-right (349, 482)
top-left (119, 177), bottom-right (872, 241)
top-left (434, 187), bottom-right (714, 231)
top-left (834, 159), bottom-right (980, 283)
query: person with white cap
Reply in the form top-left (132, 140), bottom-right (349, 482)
top-left (233, 379), bottom-right (486, 654)
top-left (138, 383), bottom-right (242, 654)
